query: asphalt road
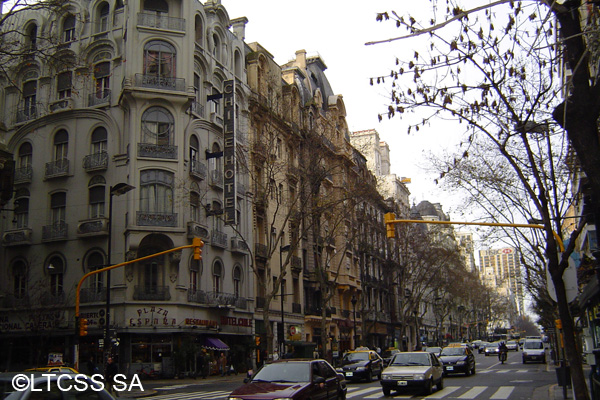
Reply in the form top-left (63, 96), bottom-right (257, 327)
top-left (135, 350), bottom-right (556, 399)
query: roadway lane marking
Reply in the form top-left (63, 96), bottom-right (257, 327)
top-left (347, 387), bottom-right (382, 398)
top-left (425, 386), bottom-right (461, 398)
top-left (146, 390), bottom-right (231, 400)
top-left (496, 370), bottom-right (510, 373)
top-left (490, 386), bottom-right (515, 399)
top-left (154, 384), bottom-right (196, 390)
top-left (457, 386), bottom-right (487, 399)
top-left (477, 370), bottom-right (493, 373)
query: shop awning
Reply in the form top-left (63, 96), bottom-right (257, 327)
top-left (203, 337), bottom-right (230, 351)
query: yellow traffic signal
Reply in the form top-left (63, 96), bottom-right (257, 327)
top-left (255, 336), bottom-right (261, 346)
top-left (79, 318), bottom-right (88, 337)
top-left (192, 237), bottom-right (204, 260)
top-left (384, 212), bottom-right (396, 238)
top-left (555, 319), bottom-right (562, 329)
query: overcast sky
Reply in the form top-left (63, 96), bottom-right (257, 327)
top-left (223, 0), bottom-right (465, 212)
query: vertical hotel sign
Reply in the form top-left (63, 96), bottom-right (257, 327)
top-left (223, 79), bottom-right (236, 225)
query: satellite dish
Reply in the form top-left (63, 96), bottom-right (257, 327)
top-left (546, 253), bottom-right (578, 303)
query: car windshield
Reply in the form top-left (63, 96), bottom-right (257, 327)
top-left (252, 363), bottom-right (310, 383)
top-left (507, 341), bottom-right (516, 345)
top-left (424, 347), bottom-right (441, 353)
top-left (487, 343), bottom-right (499, 348)
top-left (524, 341), bottom-right (544, 349)
top-left (383, 350), bottom-right (399, 358)
top-left (441, 348), bottom-right (466, 356)
top-left (390, 353), bottom-right (430, 366)
top-left (344, 352), bottom-right (369, 362)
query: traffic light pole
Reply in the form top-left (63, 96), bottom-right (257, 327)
top-left (73, 238), bottom-right (204, 371)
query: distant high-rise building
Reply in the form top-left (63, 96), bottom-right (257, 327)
top-left (456, 232), bottom-right (477, 274)
top-left (479, 248), bottom-right (524, 314)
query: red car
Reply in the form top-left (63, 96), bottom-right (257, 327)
top-left (228, 359), bottom-right (347, 400)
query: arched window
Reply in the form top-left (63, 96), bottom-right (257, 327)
top-left (18, 142), bottom-right (32, 169)
top-left (88, 176), bottom-right (106, 218)
top-left (12, 260), bottom-right (27, 299)
top-left (194, 15), bottom-right (203, 44)
top-left (140, 169), bottom-right (174, 214)
top-left (50, 192), bottom-right (67, 227)
top-left (212, 260), bottom-right (222, 293)
top-left (63, 15), bottom-right (76, 42)
top-left (233, 265), bottom-right (242, 298)
top-left (190, 185), bottom-right (200, 222)
top-left (190, 258), bottom-right (201, 293)
top-left (53, 129), bottom-right (68, 162)
top-left (98, 2), bottom-right (110, 32)
top-left (91, 127), bottom-right (107, 154)
top-left (212, 33), bottom-right (221, 60)
top-left (86, 251), bottom-right (105, 292)
top-left (234, 50), bottom-right (243, 77)
top-left (14, 189), bottom-right (29, 229)
top-left (142, 106), bottom-right (173, 146)
top-left (46, 255), bottom-right (65, 296)
top-left (94, 61), bottom-right (111, 100)
top-left (27, 24), bottom-right (37, 50)
top-left (57, 71), bottom-right (72, 99)
top-left (144, 40), bottom-right (176, 79)
top-left (22, 74), bottom-right (38, 118)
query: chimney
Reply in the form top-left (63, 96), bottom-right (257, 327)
top-left (295, 49), bottom-right (307, 69)
top-left (230, 17), bottom-right (248, 41)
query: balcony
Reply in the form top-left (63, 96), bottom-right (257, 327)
top-left (205, 291), bottom-right (236, 308)
top-left (88, 90), bottom-right (111, 107)
top-left (16, 105), bottom-right (39, 124)
top-left (137, 143), bottom-right (178, 159)
top-left (211, 229), bottom-right (227, 248)
top-left (291, 255), bottom-right (302, 273)
top-left (187, 289), bottom-right (208, 304)
top-left (49, 98), bottom-right (73, 112)
top-left (83, 151), bottom-right (108, 171)
top-left (80, 287), bottom-right (106, 303)
top-left (137, 12), bottom-right (185, 31)
top-left (77, 218), bottom-right (109, 237)
top-left (255, 243), bottom-right (268, 259)
top-left (189, 100), bottom-right (205, 118)
top-left (137, 211), bottom-right (177, 227)
top-left (39, 291), bottom-right (66, 305)
top-left (231, 237), bottom-right (248, 254)
top-left (187, 221), bottom-right (210, 241)
top-left (42, 221), bottom-right (68, 242)
top-left (134, 73), bottom-right (185, 92)
top-left (209, 170), bottom-right (223, 189)
top-left (45, 159), bottom-right (69, 179)
top-left (14, 166), bottom-right (33, 184)
top-left (133, 285), bottom-right (171, 301)
top-left (2, 228), bottom-right (32, 246)
top-left (190, 159), bottom-right (207, 179)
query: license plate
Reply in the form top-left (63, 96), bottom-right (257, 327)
top-left (345, 372), bottom-right (353, 377)
top-left (397, 381), bottom-right (407, 386)
top-left (447, 366), bottom-right (454, 371)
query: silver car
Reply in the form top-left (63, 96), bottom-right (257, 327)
top-left (380, 352), bottom-right (444, 396)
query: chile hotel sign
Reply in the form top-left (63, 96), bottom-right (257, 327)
top-left (223, 79), bottom-right (236, 225)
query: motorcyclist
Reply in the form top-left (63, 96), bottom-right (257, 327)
top-left (498, 341), bottom-right (508, 363)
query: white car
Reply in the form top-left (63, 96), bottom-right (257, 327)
top-left (506, 341), bottom-right (518, 351)
top-left (380, 352), bottom-right (444, 396)
top-left (522, 340), bottom-right (546, 363)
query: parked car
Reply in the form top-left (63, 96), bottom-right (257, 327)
top-left (228, 359), bottom-right (346, 400)
top-left (423, 346), bottom-right (442, 357)
top-left (339, 349), bottom-right (383, 382)
top-left (506, 341), bottom-right (519, 351)
top-left (439, 346), bottom-right (476, 376)
top-left (522, 340), bottom-right (546, 364)
top-left (484, 342), bottom-right (501, 356)
top-left (382, 348), bottom-right (401, 365)
top-left (380, 351), bottom-right (444, 396)
top-left (0, 372), bottom-right (114, 400)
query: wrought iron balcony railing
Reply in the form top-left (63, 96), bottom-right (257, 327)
top-left (137, 12), bottom-right (185, 31)
top-left (133, 285), bottom-right (171, 301)
top-left (83, 151), bottom-right (108, 171)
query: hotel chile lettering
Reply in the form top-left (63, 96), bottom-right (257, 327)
top-left (223, 79), bottom-right (236, 225)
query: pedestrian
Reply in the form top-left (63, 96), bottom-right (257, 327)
top-left (219, 352), bottom-right (227, 377)
top-left (86, 356), bottom-right (98, 376)
top-left (105, 357), bottom-right (118, 395)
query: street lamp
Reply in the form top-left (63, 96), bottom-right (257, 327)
top-left (104, 183), bottom-right (134, 370)
top-left (351, 295), bottom-right (358, 349)
top-left (279, 244), bottom-right (291, 356)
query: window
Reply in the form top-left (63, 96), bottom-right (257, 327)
top-left (18, 142), bottom-right (32, 169)
top-left (88, 176), bottom-right (106, 218)
top-left (190, 190), bottom-right (200, 222)
top-left (140, 169), bottom-right (174, 213)
top-left (63, 15), bottom-right (76, 42)
top-left (14, 189), bottom-right (29, 228)
top-left (190, 134), bottom-right (200, 168)
top-left (94, 62), bottom-right (111, 98)
top-left (212, 33), bottom-right (221, 60)
top-left (13, 260), bottom-right (27, 299)
top-left (86, 252), bottom-right (105, 292)
top-left (23, 79), bottom-right (37, 117)
top-left (57, 71), bottom-right (72, 99)
top-left (144, 0), bottom-right (168, 14)
top-left (190, 259), bottom-right (201, 292)
top-left (50, 192), bottom-right (66, 227)
top-left (194, 15), bottom-right (203, 44)
top-left (193, 73), bottom-right (201, 104)
top-left (144, 261), bottom-right (159, 290)
top-left (27, 24), bottom-right (37, 50)
top-left (208, 142), bottom-right (222, 173)
top-left (142, 106), bottom-right (173, 146)
top-left (98, 2), bottom-right (109, 32)
top-left (91, 127), bottom-right (107, 154)
top-left (47, 256), bottom-right (64, 296)
top-left (213, 260), bottom-right (222, 293)
top-left (233, 265), bottom-right (241, 298)
top-left (53, 130), bottom-right (68, 162)
top-left (144, 41), bottom-right (176, 78)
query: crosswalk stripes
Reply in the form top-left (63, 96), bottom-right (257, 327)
top-left (425, 386), bottom-right (461, 398)
top-left (457, 386), bottom-right (488, 399)
top-left (489, 386), bottom-right (515, 399)
top-left (145, 390), bottom-right (231, 400)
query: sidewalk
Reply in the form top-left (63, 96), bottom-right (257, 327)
top-left (116, 374), bottom-right (245, 398)
top-left (531, 362), bottom-right (593, 400)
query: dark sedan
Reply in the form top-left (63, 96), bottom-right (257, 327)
top-left (228, 359), bottom-right (346, 400)
top-left (339, 350), bottom-right (383, 382)
top-left (439, 346), bottom-right (476, 376)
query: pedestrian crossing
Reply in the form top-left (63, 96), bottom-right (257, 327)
top-left (145, 384), bottom-right (521, 400)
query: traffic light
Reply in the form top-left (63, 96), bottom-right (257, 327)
top-left (192, 237), bottom-right (204, 260)
top-left (79, 318), bottom-right (89, 337)
top-left (384, 212), bottom-right (396, 238)
top-left (555, 319), bottom-right (562, 329)
top-left (255, 336), bottom-right (261, 346)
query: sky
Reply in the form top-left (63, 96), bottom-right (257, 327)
top-left (222, 0), bottom-right (465, 214)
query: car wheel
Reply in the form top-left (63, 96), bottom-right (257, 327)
top-left (437, 377), bottom-right (444, 390)
top-left (471, 364), bottom-right (476, 375)
top-left (522, 358), bottom-right (527, 364)
top-left (382, 387), bottom-right (391, 396)
top-left (424, 378), bottom-right (434, 395)
top-left (465, 366), bottom-right (471, 377)
top-left (366, 370), bottom-right (373, 383)
top-left (337, 390), bottom-right (346, 400)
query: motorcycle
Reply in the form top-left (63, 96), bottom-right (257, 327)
top-left (498, 349), bottom-right (507, 364)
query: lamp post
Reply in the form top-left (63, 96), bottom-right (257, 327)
top-left (279, 245), bottom-right (291, 356)
top-left (351, 295), bottom-right (358, 349)
top-left (458, 305), bottom-right (465, 342)
top-left (104, 183), bottom-right (134, 370)
top-left (449, 315), bottom-right (453, 343)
